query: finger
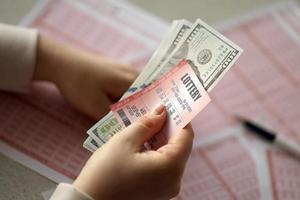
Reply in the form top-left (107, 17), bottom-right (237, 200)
top-left (110, 69), bottom-right (139, 101)
top-left (86, 93), bottom-right (112, 120)
top-left (157, 123), bottom-right (194, 164)
top-left (118, 105), bottom-right (167, 151)
top-left (97, 56), bottom-right (139, 77)
top-left (125, 66), bottom-right (140, 80)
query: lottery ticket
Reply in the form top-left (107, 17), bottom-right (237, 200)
top-left (110, 60), bottom-right (211, 149)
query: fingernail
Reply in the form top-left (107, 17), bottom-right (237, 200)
top-left (152, 104), bottom-right (165, 115)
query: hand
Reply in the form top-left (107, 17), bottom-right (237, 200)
top-left (73, 105), bottom-right (194, 200)
top-left (34, 35), bottom-right (139, 119)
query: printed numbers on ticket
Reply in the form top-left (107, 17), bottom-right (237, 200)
top-left (110, 60), bottom-right (211, 149)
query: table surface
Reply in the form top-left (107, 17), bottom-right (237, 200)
top-left (0, 0), bottom-right (295, 199)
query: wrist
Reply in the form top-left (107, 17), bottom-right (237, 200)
top-left (73, 176), bottom-right (105, 200)
top-left (34, 35), bottom-right (66, 86)
top-left (73, 164), bottom-right (125, 200)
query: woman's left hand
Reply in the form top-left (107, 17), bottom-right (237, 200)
top-left (34, 35), bottom-right (139, 119)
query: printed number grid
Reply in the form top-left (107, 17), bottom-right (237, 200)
top-left (0, 84), bottom-right (91, 179)
top-left (267, 150), bottom-right (300, 200)
top-left (175, 137), bottom-right (260, 200)
top-left (31, 0), bottom-right (156, 69)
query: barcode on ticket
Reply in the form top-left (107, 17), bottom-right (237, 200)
top-left (117, 109), bottom-right (131, 127)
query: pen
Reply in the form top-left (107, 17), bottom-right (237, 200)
top-left (236, 116), bottom-right (300, 159)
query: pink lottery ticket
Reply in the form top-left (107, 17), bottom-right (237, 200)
top-left (110, 60), bottom-right (211, 149)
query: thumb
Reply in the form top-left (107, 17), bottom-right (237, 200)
top-left (119, 105), bottom-right (167, 151)
top-left (157, 123), bottom-right (194, 165)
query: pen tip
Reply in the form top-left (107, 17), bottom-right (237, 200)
top-left (234, 114), bottom-right (247, 123)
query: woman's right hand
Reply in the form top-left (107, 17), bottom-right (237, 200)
top-left (73, 105), bottom-right (194, 200)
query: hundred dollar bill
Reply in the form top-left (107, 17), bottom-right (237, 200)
top-left (147, 18), bottom-right (243, 92)
top-left (127, 19), bottom-right (192, 93)
top-left (85, 20), bottom-right (192, 148)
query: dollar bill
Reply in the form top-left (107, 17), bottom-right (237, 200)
top-left (85, 20), bottom-right (192, 148)
top-left (83, 137), bottom-right (100, 152)
top-left (86, 111), bottom-right (122, 145)
top-left (126, 19), bottom-right (192, 93)
top-left (147, 18), bottom-right (243, 92)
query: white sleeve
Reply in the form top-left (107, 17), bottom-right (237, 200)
top-left (50, 183), bottom-right (94, 200)
top-left (0, 23), bottom-right (38, 93)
